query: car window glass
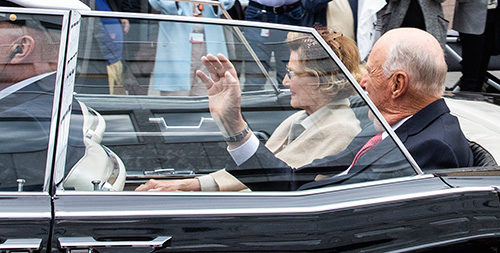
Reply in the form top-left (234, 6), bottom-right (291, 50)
top-left (63, 12), bottom-right (418, 192)
top-left (0, 11), bottom-right (64, 191)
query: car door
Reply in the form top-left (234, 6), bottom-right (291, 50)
top-left (46, 6), bottom-right (406, 251)
top-left (0, 193), bottom-right (50, 252)
top-left (0, 7), bottom-right (72, 253)
top-left (49, 5), bottom-right (500, 252)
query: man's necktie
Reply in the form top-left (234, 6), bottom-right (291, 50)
top-left (349, 133), bottom-right (383, 168)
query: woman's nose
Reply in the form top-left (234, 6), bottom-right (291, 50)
top-left (283, 75), bottom-right (291, 88)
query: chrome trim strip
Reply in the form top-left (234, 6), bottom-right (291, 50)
top-left (56, 186), bottom-right (495, 218)
top-left (57, 174), bottom-right (435, 197)
top-left (45, 9), bottom-right (72, 193)
top-left (0, 212), bottom-right (51, 219)
top-left (0, 192), bottom-right (49, 196)
top-left (392, 233), bottom-right (500, 252)
top-left (59, 236), bottom-right (171, 249)
top-left (0, 7), bottom-right (70, 15)
top-left (0, 193), bottom-right (51, 218)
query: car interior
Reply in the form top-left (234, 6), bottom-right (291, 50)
top-left (65, 9), bottom-right (418, 192)
top-left (2, 4), bottom-right (498, 193)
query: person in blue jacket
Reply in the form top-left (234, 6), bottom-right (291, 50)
top-left (148, 0), bottom-right (235, 96)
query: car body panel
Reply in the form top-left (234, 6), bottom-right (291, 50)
top-left (0, 194), bottom-right (51, 252)
top-left (52, 176), bottom-right (500, 251)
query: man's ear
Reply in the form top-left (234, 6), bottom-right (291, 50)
top-left (390, 70), bottom-right (408, 98)
top-left (9, 35), bottom-right (35, 64)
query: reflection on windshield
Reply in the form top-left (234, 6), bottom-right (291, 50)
top-left (0, 12), bottom-right (69, 191)
top-left (71, 15), bottom-right (416, 191)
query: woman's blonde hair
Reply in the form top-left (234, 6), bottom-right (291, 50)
top-left (286, 28), bottom-right (365, 100)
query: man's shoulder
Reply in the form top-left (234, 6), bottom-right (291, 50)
top-left (401, 99), bottom-right (450, 135)
top-left (403, 99), bottom-right (473, 168)
top-left (406, 99), bottom-right (463, 142)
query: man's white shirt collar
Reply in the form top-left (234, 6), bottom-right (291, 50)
top-left (381, 115), bottom-right (412, 139)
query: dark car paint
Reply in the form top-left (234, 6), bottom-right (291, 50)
top-left (0, 194), bottom-right (51, 251)
top-left (49, 176), bottom-right (500, 252)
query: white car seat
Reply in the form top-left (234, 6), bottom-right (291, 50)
top-left (62, 101), bottom-right (126, 191)
top-left (445, 97), bottom-right (499, 164)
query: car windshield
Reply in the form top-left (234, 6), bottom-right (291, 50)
top-left (0, 4), bottom-right (420, 192)
top-left (65, 7), bottom-right (420, 191)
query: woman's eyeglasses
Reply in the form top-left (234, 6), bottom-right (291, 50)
top-left (286, 65), bottom-right (309, 79)
top-left (285, 68), bottom-right (298, 79)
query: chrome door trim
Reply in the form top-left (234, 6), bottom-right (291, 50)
top-left (56, 186), bottom-right (496, 218)
top-left (0, 212), bottom-right (51, 219)
top-left (57, 174), bottom-right (436, 197)
top-left (0, 192), bottom-right (51, 218)
top-left (393, 233), bottom-right (500, 252)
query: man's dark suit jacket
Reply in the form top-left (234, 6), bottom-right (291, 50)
top-left (0, 74), bottom-right (85, 191)
top-left (225, 98), bottom-right (474, 191)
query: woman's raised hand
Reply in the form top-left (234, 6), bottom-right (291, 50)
top-left (196, 54), bottom-right (247, 139)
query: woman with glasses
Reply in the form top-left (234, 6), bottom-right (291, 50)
top-left (263, 29), bottom-right (363, 170)
top-left (136, 28), bottom-right (364, 192)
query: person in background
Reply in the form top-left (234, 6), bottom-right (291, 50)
top-left (80, 0), bottom-right (131, 95)
top-left (148, 0), bottom-right (235, 96)
top-left (95, 0), bottom-right (130, 95)
top-left (227, 0), bottom-right (245, 20)
top-left (242, 0), bottom-right (302, 92)
top-left (301, 0), bottom-right (356, 41)
top-left (453, 0), bottom-right (500, 92)
top-left (300, 0), bottom-right (331, 27)
top-left (356, 0), bottom-right (386, 60)
top-left (136, 28), bottom-right (365, 192)
top-left (122, 0), bottom-right (142, 61)
top-left (380, 0), bottom-right (448, 49)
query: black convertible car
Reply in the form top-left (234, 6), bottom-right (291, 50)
top-left (1, 1), bottom-right (500, 252)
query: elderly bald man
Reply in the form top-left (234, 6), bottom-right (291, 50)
top-left (139, 28), bottom-right (474, 192)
